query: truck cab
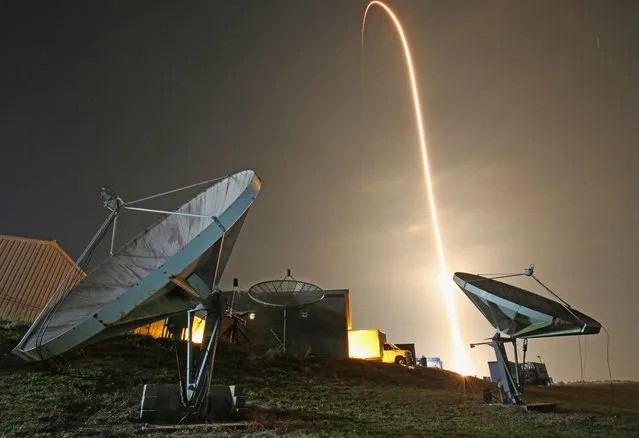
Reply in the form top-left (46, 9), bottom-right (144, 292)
top-left (382, 342), bottom-right (412, 365)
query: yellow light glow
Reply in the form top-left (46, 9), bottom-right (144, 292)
top-left (182, 316), bottom-right (205, 344)
top-left (363, 1), bottom-right (469, 375)
top-left (348, 329), bottom-right (383, 359)
top-left (133, 319), bottom-right (168, 338)
top-left (133, 316), bottom-right (206, 344)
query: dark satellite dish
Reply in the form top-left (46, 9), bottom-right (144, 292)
top-left (453, 265), bottom-right (602, 409)
top-left (248, 269), bottom-right (324, 351)
top-left (14, 170), bottom-right (261, 363)
top-left (453, 272), bottom-right (601, 339)
top-left (249, 270), bottom-right (325, 308)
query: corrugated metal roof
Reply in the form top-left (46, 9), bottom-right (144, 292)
top-left (0, 235), bottom-right (85, 321)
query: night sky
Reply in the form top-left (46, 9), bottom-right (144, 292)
top-left (2, 0), bottom-right (638, 382)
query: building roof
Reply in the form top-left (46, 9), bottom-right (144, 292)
top-left (0, 235), bottom-right (85, 321)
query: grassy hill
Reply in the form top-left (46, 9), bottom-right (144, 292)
top-left (1, 319), bottom-right (637, 437)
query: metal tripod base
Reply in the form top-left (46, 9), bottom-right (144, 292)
top-left (473, 334), bottom-right (559, 412)
top-left (140, 383), bottom-right (246, 423)
top-left (471, 334), bottom-right (522, 405)
top-left (221, 314), bottom-right (251, 345)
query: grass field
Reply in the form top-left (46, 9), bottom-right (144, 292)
top-left (1, 320), bottom-right (637, 437)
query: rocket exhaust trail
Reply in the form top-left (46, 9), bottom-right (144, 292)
top-left (361, 1), bottom-right (469, 374)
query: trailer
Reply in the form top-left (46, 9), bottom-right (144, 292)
top-left (395, 343), bottom-right (416, 366)
top-left (488, 361), bottom-right (552, 386)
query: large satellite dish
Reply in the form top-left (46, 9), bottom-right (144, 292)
top-left (248, 269), bottom-right (324, 351)
top-left (14, 170), bottom-right (261, 363)
top-left (453, 271), bottom-right (601, 339)
top-left (453, 265), bottom-right (602, 409)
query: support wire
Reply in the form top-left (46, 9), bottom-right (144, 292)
top-left (124, 176), bottom-right (228, 206)
top-left (32, 209), bottom-right (117, 359)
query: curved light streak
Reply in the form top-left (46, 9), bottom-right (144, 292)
top-left (362, 0), bottom-right (469, 375)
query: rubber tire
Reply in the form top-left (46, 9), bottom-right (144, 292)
top-left (395, 356), bottom-right (406, 365)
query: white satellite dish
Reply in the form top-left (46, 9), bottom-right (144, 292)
top-left (14, 170), bottom-right (261, 362)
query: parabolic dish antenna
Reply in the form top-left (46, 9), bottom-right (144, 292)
top-left (453, 265), bottom-right (602, 408)
top-left (249, 270), bottom-right (325, 308)
top-left (248, 269), bottom-right (324, 351)
top-left (14, 170), bottom-right (261, 363)
top-left (453, 270), bottom-right (601, 338)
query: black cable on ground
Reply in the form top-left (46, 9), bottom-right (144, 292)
top-left (601, 325), bottom-right (615, 406)
top-left (577, 336), bottom-right (584, 382)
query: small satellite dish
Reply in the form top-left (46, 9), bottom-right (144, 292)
top-left (14, 170), bottom-right (261, 363)
top-left (248, 269), bottom-right (324, 351)
top-left (453, 266), bottom-right (602, 408)
top-left (249, 270), bottom-right (325, 308)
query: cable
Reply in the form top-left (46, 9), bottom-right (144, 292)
top-left (172, 336), bottom-right (182, 383)
top-left (601, 325), bottom-right (615, 405)
top-left (525, 270), bottom-right (613, 401)
top-left (583, 336), bottom-right (587, 381)
top-left (577, 336), bottom-right (584, 382)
